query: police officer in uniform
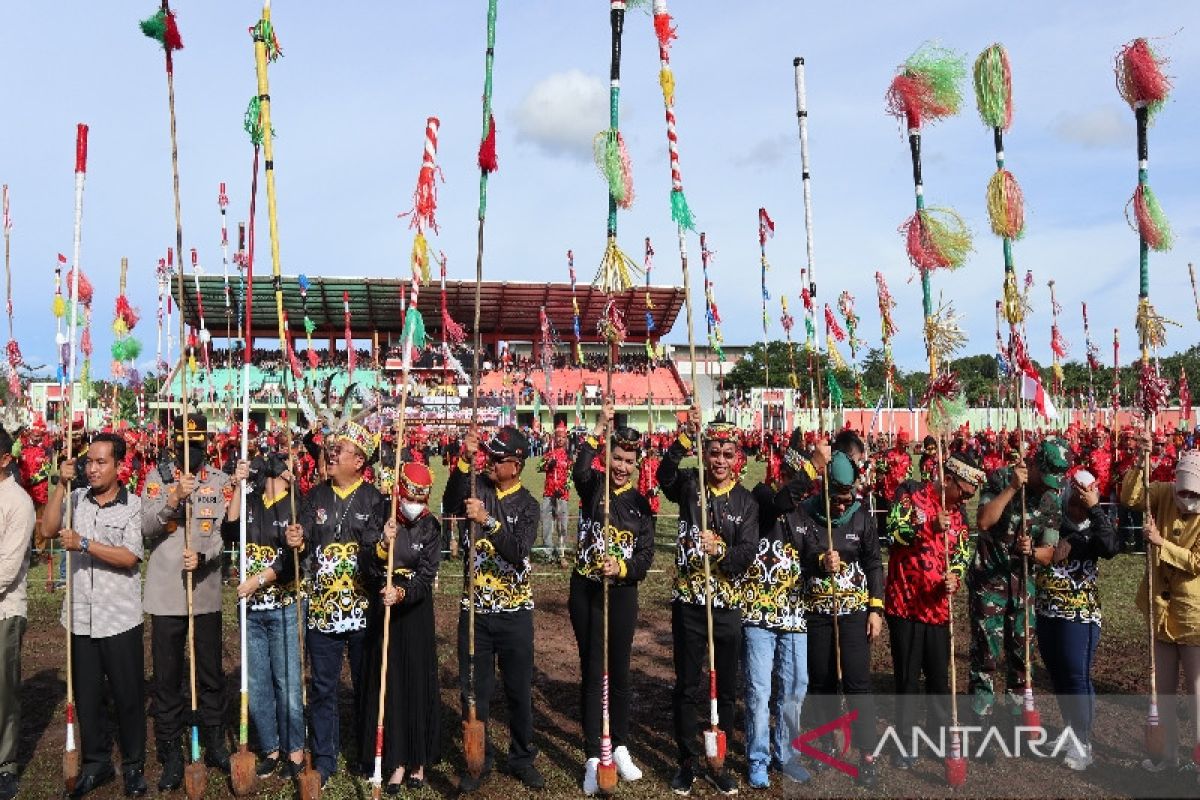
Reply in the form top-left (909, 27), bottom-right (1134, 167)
top-left (141, 413), bottom-right (247, 791)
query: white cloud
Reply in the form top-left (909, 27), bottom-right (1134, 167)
top-left (1051, 105), bottom-right (1127, 149)
top-left (731, 134), bottom-right (793, 170)
top-left (513, 69), bottom-right (608, 161)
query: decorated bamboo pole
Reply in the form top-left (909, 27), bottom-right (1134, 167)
top-left (757, 208), bottom-right (773, 393)
top-left (110, 258), bottom-right (142, 390)
top-left (793, 57), bottom-right (821, 429)
top-left (643, 237), bottom-right (657, 429)
top-left (890, 42), bottom-right (971, 787)
top-left (875, 271), bottom-right (899, 434)
top-left (2, 186), bottom-right (21, 398)
top-left (1112, 328), bottom-right (1120, 427)
top-left (779, 296), bottom-right (799, 393)
top-left (60, 121), bottom-right (89, 797)
top-left (1189, 263), bottom-right (1200, 323)
top-left (246, 5), bottom-right (322, 797)
top-left (370, 126), bottom-right (435, 794)
top-left (1047, 279), bottom-right (1067, 407)
top-left (1115, 36), bottom-right (1175, 762)
top-left (838, 290), bottom-right (864, 406)
top-left (463, 0), bottom-right (499, 779)
top-left (699, 233), bottom-right (726, 414)
top-left (1083, 302), bottom-right (1099, 426)
top-left (593, 1), bottom-right (642, 294)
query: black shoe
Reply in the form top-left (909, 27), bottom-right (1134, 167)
top-left (122, 768), bottom-right (147, 797)
top-left (458, 770), bottom-right (484, 794)
top-left (510, 763), bottom-right (545, 790)
top-left (856, 758), bottom-right (878, 789)
top-left (0, 772), bottom-right (16, 800)
top-left (405, 773), bottom-right (425, 789)
top-left (69, 766), bottom-right (115, 798)
top-left (670, 763), bottom-right (696, 796)
top-left (704, 769), bottom-right (739, 796)
top-left (157, 738), bottom-right (184, 792)
top-left (203, 726), bottom-right (231, 773)
top-left (256, 754), bottom-right (281, 778)
top-left (385, 780), bottom-right (404, 796)
top-left (285, 760), bottom-right (305, 779)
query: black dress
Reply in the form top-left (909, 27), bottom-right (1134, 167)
top-left (358, 509), bottom-right (443, 774)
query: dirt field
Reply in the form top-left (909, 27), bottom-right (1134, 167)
top-left (10, 459), bottom-right (1199, 798)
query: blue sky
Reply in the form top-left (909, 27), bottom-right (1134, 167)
top-left (1, 1), bottom-right (1198, 378)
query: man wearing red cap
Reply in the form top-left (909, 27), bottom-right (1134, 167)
top-left (873, 430), bottom-right (912, 520)
top-left (537, 424), bottom-right (571, 567)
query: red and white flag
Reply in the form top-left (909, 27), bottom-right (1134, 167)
top-left (1021, 373), bottom-right (1057, 420)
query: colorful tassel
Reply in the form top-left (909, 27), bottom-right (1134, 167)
top-left (901, 208), bottom-right (972, 271)
top-left (115, 295), bottom-right (140, 331)
top-left (824, 305), bottom-right (845, 342)
top-left (402, 306), bottom-right (427, 350)
top-left (924, 300), bottom-right (968, 364)
top-left (139, 7), bottom-right (184, 52)
top-left (478, 113), bottom-right (498, 173)
top-left (306, 349), bottom-right (319, 370)
top-left (670, 189), bottom-right (695, 231)
top-left (1050, 324), bottom-right (1068, 360)
top-left (52, 293), bottom-right (66, 318)
top-left (1138, 361), bottom-right (1170, 416)
top-left (594, 130), bottom-right (635, 209)
top-left (65, 268), bottom-right (93, 304)
top-left (1135, 296), bottom-right (1178, 352)
top-left (886, 44), bottom-right (967, 129)
top-left (594, 237), bottom-right (643, 294)
top-left (986, 168), bottom-right (1025, 239)
top-left (401, 117), bottom-right (442, 234)
top-left (597, 299), bottom-right (627, 344)
top-left (1127, 183), bottom-right (1173, 251)
top-left (825, 366), bottom-right (843, 407)
top-left (243, 95), bottom-right (272, 147)
top-left (1115, 38), bottom-right (1172, 117)
top-left (411, 231), bottom-right (431, 284)
top-left (111, 337), bottom-right (142, 362)
top-left (973, 43), bottom-right (1012, 131)
top-left (826, 335), bottom-right (847, 371)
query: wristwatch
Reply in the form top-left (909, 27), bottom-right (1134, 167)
top-left (79, 537), bottom-right (90, 554)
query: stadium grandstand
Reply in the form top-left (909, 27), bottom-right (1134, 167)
top-left (157, 274), bottom-right (702, 432)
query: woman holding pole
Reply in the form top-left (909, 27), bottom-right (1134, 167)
top-left (358, 462), bottom-right (442, 793)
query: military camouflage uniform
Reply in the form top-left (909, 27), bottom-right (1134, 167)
top-left (968, 468), bottom-right (1062, 717)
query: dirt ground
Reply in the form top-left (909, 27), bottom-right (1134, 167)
top-left (11, 459), bottom-right (1200, 799)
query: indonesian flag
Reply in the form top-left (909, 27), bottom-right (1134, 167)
top-left (1021, 372), bottom-right (1057, 420)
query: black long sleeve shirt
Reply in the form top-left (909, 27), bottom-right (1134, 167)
top-left (571, 435), bottom-right (655, 586)
top-left (657, 432), bottom-right (758, 608)
top-left (444, 459), bottom-right (540, 613)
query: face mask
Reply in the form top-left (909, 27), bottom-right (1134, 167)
top-left (400, 500), bottom-right (426, 521)
top-left (178, 445), bottom-right (207, 471)
top-left (1175, 493), bottom-right (1200, 516)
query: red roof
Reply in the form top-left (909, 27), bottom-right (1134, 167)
top-left (181, 275), bottom-right (685, 341)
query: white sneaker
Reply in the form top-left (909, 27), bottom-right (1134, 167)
top-left (613, 746), bottom-right (643, 782)
top-left (1064, 743), bottom-right (1093, 771)
top-left (583, 758), bottom-right (599, 796)
top-left (1140, 757), bottom-right (1169, 773)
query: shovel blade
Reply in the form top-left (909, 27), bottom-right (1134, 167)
top-left (298, 764), bottom-right (323, 800)
top-left (596, 761), bottom-right (618, 795)
top-left (184, 761), bottom-right (208, 800)
top-left (1144, 721), bottom-right (1166, 761)
top-left (703, 728), bottom-right (726, 773)
top-left (463, 717), bottom-right (486, 778)
top-left (230, 746), bottom-right (258, 796)
top-left (63, 748), bottom-right (79, 794)
top-left (944, 756), bottom-right (967, 787)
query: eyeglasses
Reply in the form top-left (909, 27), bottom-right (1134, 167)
top-left (488, 452), bottom-right (518, 465)
top-left (954, 478), bottom-right (976, 499)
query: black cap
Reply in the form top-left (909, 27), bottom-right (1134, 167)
top-left (172, 413), bottom-right (208, 443)
top-left (484, 426), bottom-right (530, 461)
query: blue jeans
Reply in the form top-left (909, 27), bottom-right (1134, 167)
top-left (247, 605), bottom-right (305, 756)
top-left (306, 626), bottom-right (367, 779)
top-left (1035, 615), bottom-right (1099, 745)
top-left (743, 625), bottom-right (808, 770)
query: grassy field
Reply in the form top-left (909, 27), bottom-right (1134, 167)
top-left (11, 456), bottom-right (1191, 799)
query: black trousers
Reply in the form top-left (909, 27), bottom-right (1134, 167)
top-left (806, 612), bottom-right (878, 752)
top-left (457, 608), bottom-right (537, 770)
top-left (887, 615), bottom-right (950, 747)
top-left (568, 572), bottom-right (638, 758)
top-left (150, 613), bottom-right (225, 741)
top-left (671, 601), bottom-right (740, 766)
top-left (74, 624), bottom-right (146, 775)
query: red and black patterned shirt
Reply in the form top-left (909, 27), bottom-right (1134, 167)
top-left (884, 480), bottom-right (971, 626)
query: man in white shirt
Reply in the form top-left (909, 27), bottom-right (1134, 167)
top-left (0, 427), bottom-right (33, 800)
